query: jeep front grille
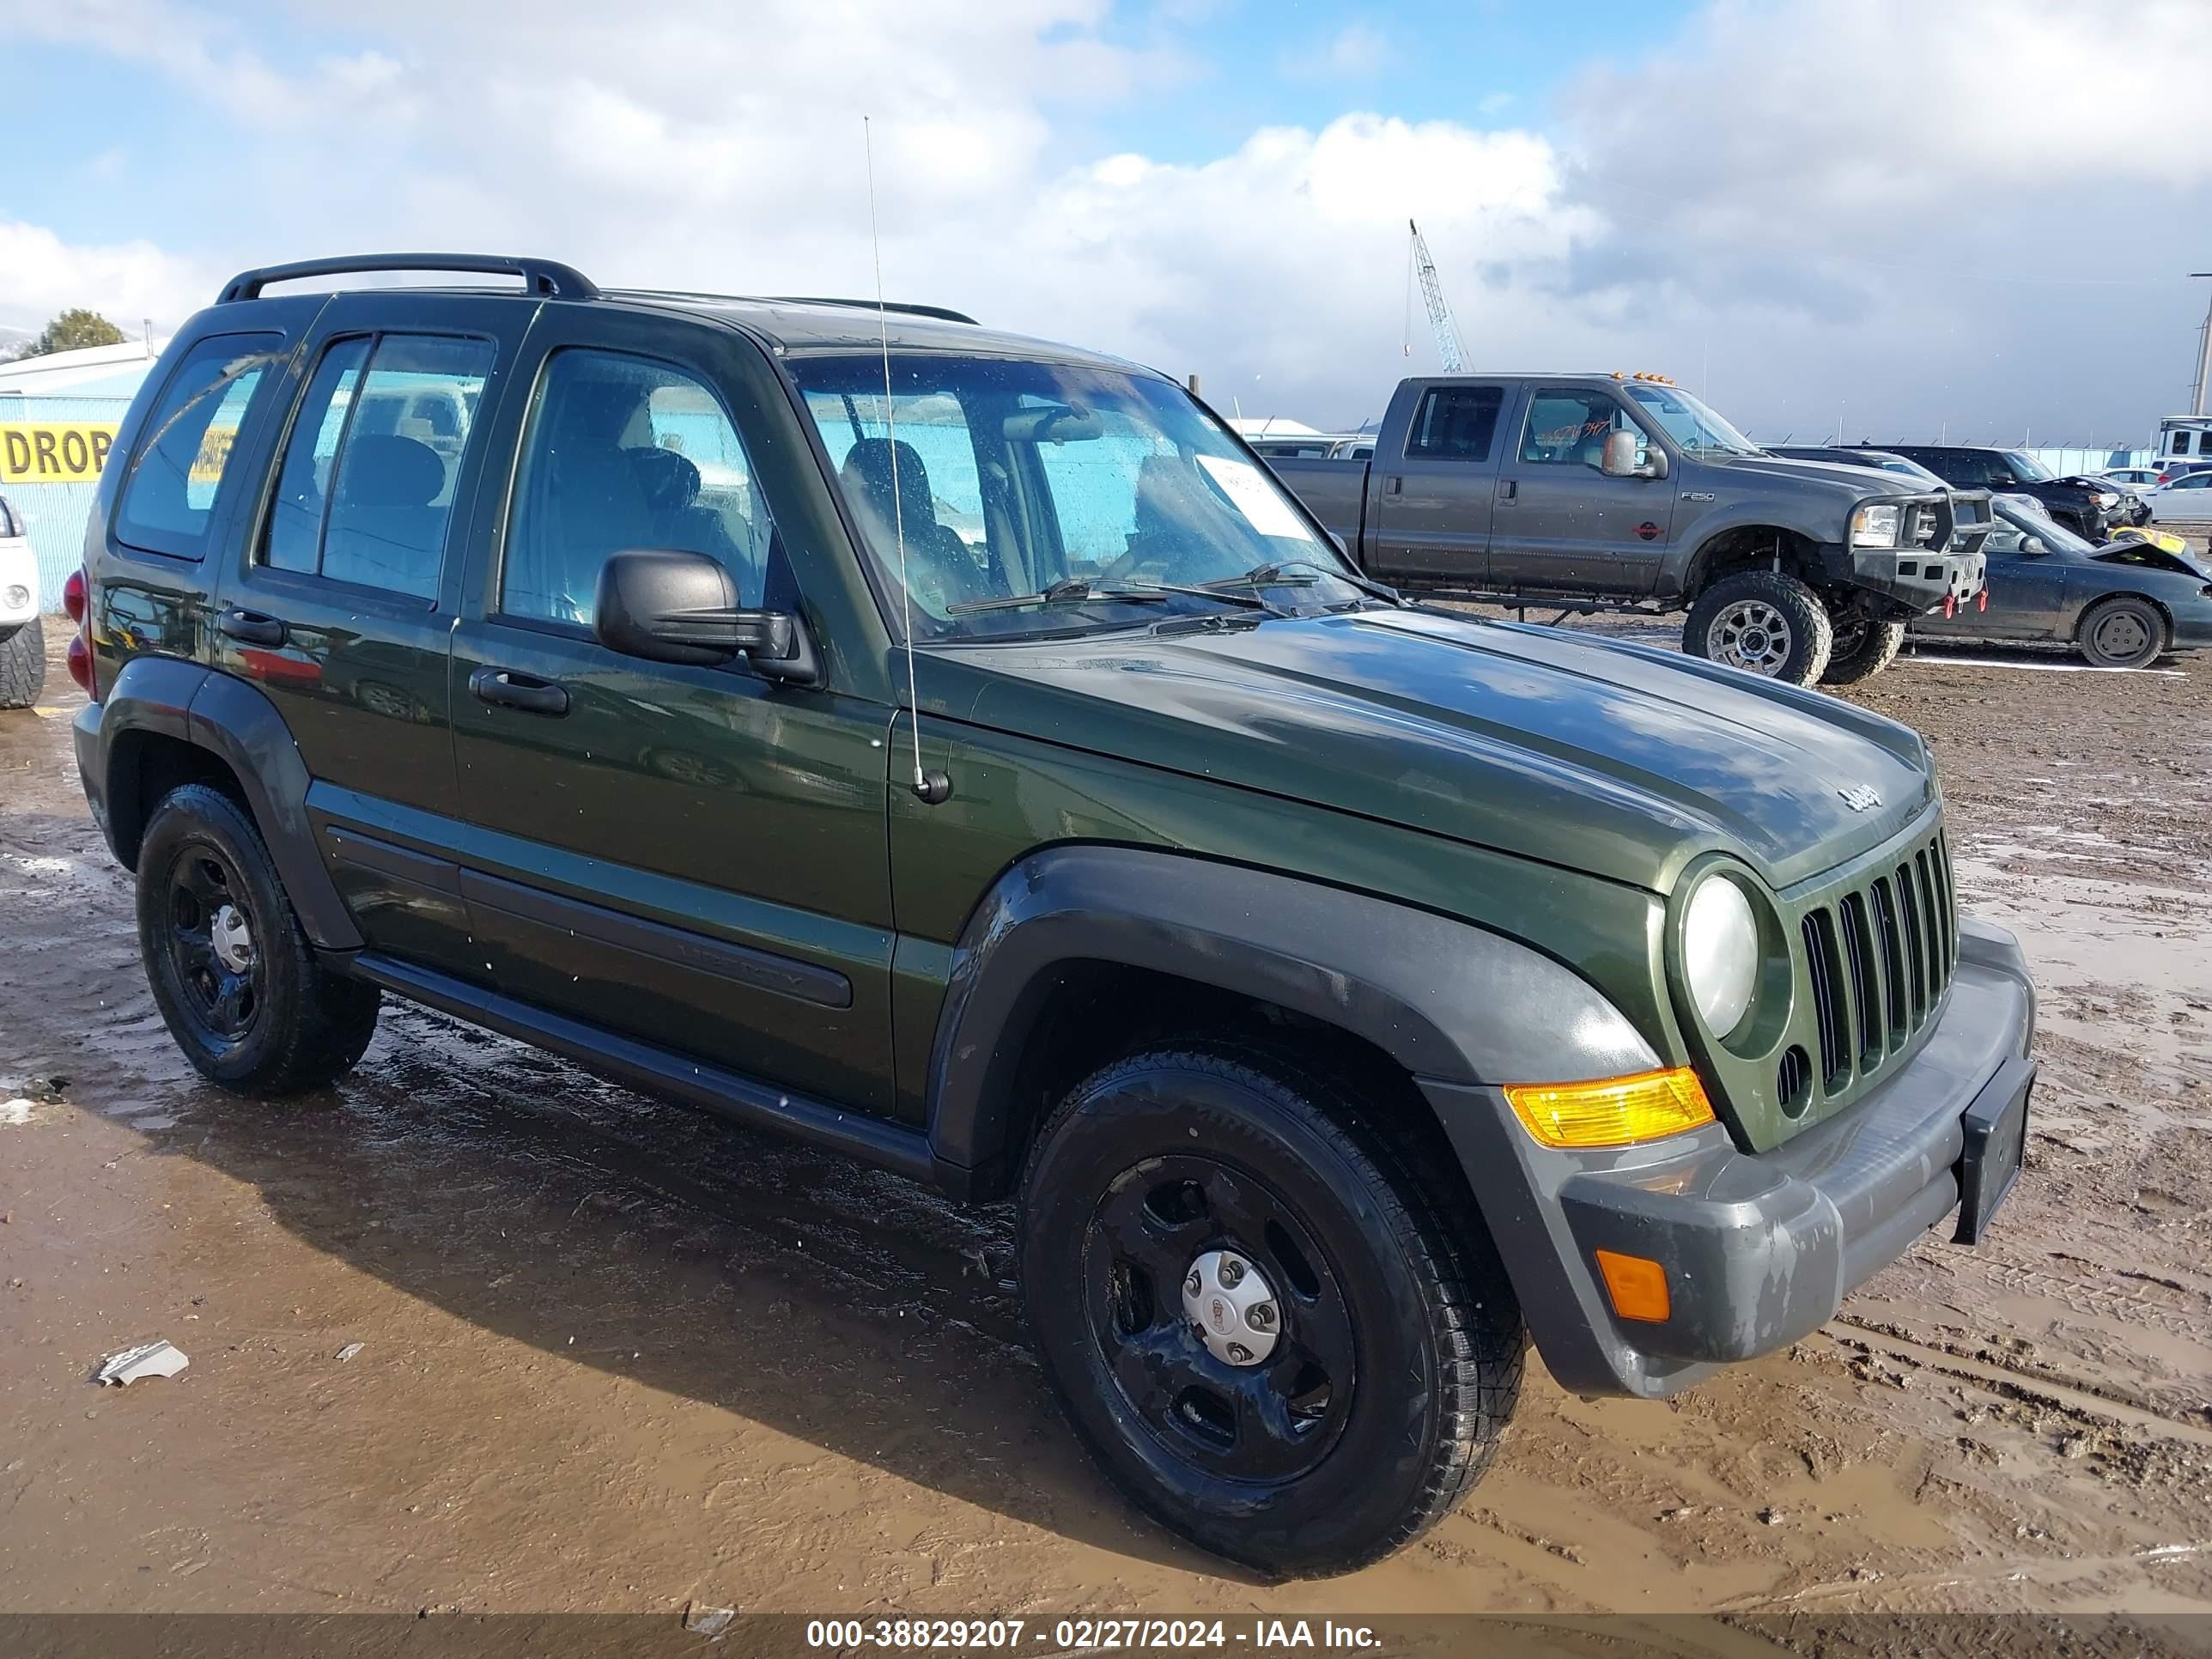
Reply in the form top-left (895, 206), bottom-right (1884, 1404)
top-left (1796, 827), bottom-right (1955, 1093)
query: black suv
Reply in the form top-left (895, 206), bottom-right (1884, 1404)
top-left (66, 254), bottom-right (2036, 1576)
top-left (1882, 446), bottom-right (2119, 541)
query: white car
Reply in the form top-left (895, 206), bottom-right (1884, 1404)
top-left (0, 494), bottom-right (45, 709)
top-left (2100, 467), bottom-right (2167, 490)
top-left (2149, 471), bottom-right (2212, 522)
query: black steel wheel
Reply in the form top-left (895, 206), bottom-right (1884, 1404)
top-left (1020, 1045), bottom-right (1523, 1577)
top-left (137, 784), bottom-right (381, 1094)
top-left (2075, 595), bottom-right (2166, 670)
top-left (1085, 1152), bottom-right (1357, 1485)
top-left (161, 840), bottom-right (264, 1051)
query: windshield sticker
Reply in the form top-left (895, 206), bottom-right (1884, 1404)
top-left (1196, 454), bottom-right (1320, 542)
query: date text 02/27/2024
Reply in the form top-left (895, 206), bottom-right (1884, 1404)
top-left (802, 1618), bottom-right (1382, 1650)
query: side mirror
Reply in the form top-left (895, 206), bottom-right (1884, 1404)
top-left (1600, 431), bottom-right (1668, 479)
top-left (593, 549), bottom-right (819, 684)
top-left (2021, 536), bottom-right (2049, 556)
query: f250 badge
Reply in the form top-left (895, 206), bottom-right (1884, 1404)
top-left (1837, 785), bottom-right (1881, 812)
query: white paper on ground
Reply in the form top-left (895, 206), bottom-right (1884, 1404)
top-left (1195, 454), bottom-right (1322, 543)
top-left (96, 1340), bottom-right (190, 1386)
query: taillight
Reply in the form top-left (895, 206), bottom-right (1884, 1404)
top-left (63, 568), bottom-right (93, 694)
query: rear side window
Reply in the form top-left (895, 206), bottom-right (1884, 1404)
top-left (114, 332), bottom-right (286, 560)
top-left (261, 333), bottom-right (495, 599)
top-left (1406, 386), bottom-right (1503, 462)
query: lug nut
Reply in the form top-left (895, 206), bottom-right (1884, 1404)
top-left (1185, 1270), bottom-right (1202, 1297)
top-left (1246, 1302), bottom-right (1276, 1331)
top-left (1226, 1341), bottom-right (1253, 1364)
top-left (1218, 1257), bottom-right (1245, 1288)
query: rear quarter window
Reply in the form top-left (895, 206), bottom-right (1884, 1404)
top-left (113, 332), bottom-right (288, 561)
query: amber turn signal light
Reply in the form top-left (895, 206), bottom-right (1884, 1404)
top-left (1594, 1249), bottom-right (1671, 1322)
top-left (1502, 1066), bottom-right (1716, 1149)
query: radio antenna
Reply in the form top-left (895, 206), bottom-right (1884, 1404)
top-left (866, 116), bottom-right (951, 805)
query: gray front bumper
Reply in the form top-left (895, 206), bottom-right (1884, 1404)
top-left (1423, 917), bottom-right (2035, 1398)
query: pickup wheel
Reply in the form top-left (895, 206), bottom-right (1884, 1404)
top-left (1819, 613), bottom-right (1907, 684)
top-left (1683, 570), bottom-right (1833, 686)
top-left (1018, 1045), bottom-right (1523, 1577)
top-left (137, 784), bottom-right (382, 1095)
top-left (0, 617), bottom-right (46, 709)
top-left (2075, 595), bottom-right (2166, 669)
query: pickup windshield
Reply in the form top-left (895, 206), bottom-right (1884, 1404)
top-left (790, 354), bottom-right (1369, 640)
top-left (1620, 383), bottom-right (1759, 456)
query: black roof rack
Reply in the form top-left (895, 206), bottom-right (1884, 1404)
top-left (217, 253), bottom-right (599, 305)
top-left (607, 288), bottom-right (978, 326)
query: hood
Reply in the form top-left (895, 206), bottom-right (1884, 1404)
top-left (945, 610), bottom-right (1936, 895)
top-left (2095, 542), bottom-right (2212, 581)
top-left (1721, 454), bottom-right (1936, 498)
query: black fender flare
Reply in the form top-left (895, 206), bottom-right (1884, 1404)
top-left (923, 845), bottom-right (1658, 1185)
top-left (94, 656), bottom-right (361, 951)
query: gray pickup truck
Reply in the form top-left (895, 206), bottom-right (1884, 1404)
top-left (1272, 374), bottom-right (1990, 686)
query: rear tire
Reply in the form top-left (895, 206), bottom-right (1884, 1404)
top-left (1819, 614), bottom-right (1907, 684)
top-left (1018, 1044), bottom-right (1523, 1577)
top-left (1683, 570), bottom-right (1833, 686)
top-left (137, 783), bottom-right (381, 1095)
top-left (0, 617), bottom-right (45, 709)
top-left (2075, 595), bottom-right (2166, 669)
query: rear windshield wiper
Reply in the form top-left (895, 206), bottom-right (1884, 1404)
top-left (1203, 560), bottom-right (1407, 607)
top-left (948, 577), bottom-right (1276, 617)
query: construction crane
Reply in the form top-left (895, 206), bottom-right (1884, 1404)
top-left (1405, 218), bottom-right (1466, 374)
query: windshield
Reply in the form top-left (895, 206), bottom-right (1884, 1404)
top-left (1870, 453), bottom-right (1948, 486)
top-left (2001, 449), bottom-right (2056, 482)
top-left (1620, 383), bottom-right (1759, 455)
top-left (791, 354), bottom-right (1367, 640)
top-left (1991, 494), bottom-right (2093, 554)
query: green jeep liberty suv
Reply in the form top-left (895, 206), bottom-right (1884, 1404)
top-left (69, 255), bottom-right (2035, 1577)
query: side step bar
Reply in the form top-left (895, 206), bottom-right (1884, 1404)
top-left (346, 951), bottom-right (940, 1188)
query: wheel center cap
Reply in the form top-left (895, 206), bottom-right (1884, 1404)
top-left (210, 903), bottom-right (255, 974)
top-left (1182, 1249), bottom-right (1279, 1366)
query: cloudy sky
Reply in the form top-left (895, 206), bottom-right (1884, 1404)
top-left (4, 0), bottom-right (2209, 445)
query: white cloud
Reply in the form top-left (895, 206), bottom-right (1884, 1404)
top-left (0, 222), bottom-right (209, 334)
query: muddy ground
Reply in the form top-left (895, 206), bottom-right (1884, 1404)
top-left (3, 618), bottom-right (2209, 1628)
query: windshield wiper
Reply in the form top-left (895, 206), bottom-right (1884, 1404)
top-left (1204, 559), bottom-right (1407, 607)
top-left (947, 577), bottom-right (1275, 617)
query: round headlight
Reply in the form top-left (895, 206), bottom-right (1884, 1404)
top-left (1684, 874), bottom-right (1758, 1038)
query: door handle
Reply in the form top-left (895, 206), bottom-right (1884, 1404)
top-left (1497, 478), bottom-right (1518, 503)
top-left (470, 665), bottom-right (569, 717)
top-left (1384, 475), bottom-right (1403, 496)
top-left (216, 607), bottom-right (289, 647)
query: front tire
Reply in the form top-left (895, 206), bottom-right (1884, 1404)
top-left (137, 783), bottom-right (381, 1094)
top-left (2075, 595), bottom-right (2166, 669)
top-left (1018, 1046), bottom-right (1523, 1577)
top-left (1820, 612), bottom-right (1907, 684)
top-left (1682, 571), bottom-right (1833, 686)
top-left (0, 617), bottom-right (45, 709)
